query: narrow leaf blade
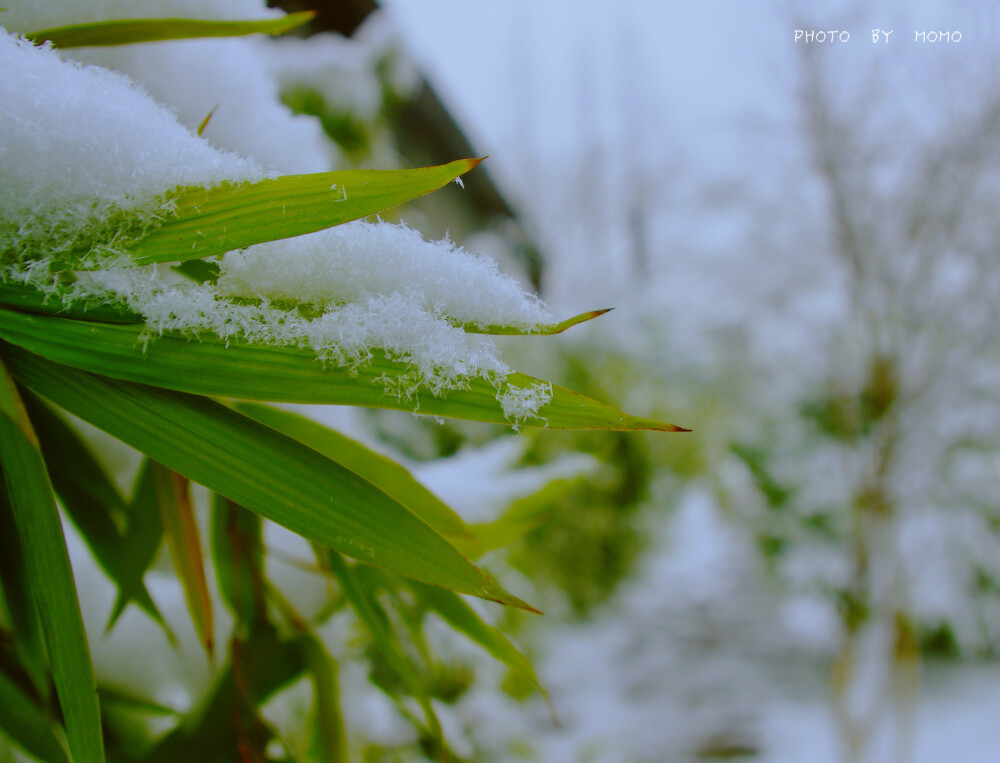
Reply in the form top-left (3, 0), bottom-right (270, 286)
top-left (107, 459), bottom-right (169, 634)
top-left (153, 464), bottom-right (213, 657)
top-left (461, 308), bottom-right (614, 336)
top-left (21, 392), bottom-right (168, 630)
top-left (298, 635), bottom-right (348, 763)
top-left (0, 665), bottom-right (69, 763)
top-left (0, 357), bottom-right (105, 763)
top-left (235, 403), bottom-right (472, 541)
top-left (0, 473), bottom-right (48, 700)
top-left (407, 581), bottom-right (544, 692)
top-left (25, 13), bottom-right (315, 48)
top-left (0, 310), bottom-right (689, 431)
top-left (130, 159), bottom-right (483, 264)
top-left (321, 552), bottom-right (443, 748)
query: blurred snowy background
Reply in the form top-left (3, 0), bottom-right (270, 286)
top-left (373, 1), bottom-right (1000, 761)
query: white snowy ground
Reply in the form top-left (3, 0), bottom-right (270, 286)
top-left (758, 663), bottom-right (1000, 763)
top-left (452, 489), bottom-right (1000, 763)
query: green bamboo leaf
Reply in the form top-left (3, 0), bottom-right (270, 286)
top-left (196, 105), bottom-right (218, 137)
top-left (0, 472), bottom-right (48, 700)
top-left (0, 310), bottom-right (690, 431)
top-left (107, 460), bottom-right (170, 636)
top-left (235, 403), bottom-right (472, 541)
top-left (153, 464), bottom-right (214, 657)
top-left (460, 308), bottom-right (613, 336)
top-left (20, 391), bottom-right (168, 630)
top-left (3, 346), bottom-right (535, 611)
top-left (98, 685), bottom-right (181, 718)
top-left (406, 581), bottom-right (543, 692)
top-left (0, 666), bottom-right (69, 763)
top-left (130, 159), bottom-right (483, 265)
top-left (0, 359), bottom-right (105, 763)
top-left (25, 12), bottom-right (315, 48)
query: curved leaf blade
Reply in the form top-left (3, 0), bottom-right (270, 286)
top-left (130, 159), bottom-right (483, 265)
top-left (0, 666), bottom-right (69, 763)
top-left (152, 465), bottom-right (213, 657)
top-left (0, 359), bottom-right (105, 763)
top-left (20, 392), bottom-right (168, 631)
top-left (460, 308), bottom-right (614, 336)
top-left (3, 345), bottom-right (535, 611)
top-left (0, 310), bottom-right (689, 431)
top-left (235, 403), bottom-right (473, 541)
top-left (25, 13), bottom-right (315, 48)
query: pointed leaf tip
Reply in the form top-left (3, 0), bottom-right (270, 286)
top-left (131, 158), bottom-right (485, 264)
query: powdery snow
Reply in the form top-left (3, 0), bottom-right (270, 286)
top-left (0, 31), bottom-right (263, 263)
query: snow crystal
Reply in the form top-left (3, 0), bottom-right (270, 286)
top-left (217, 221), bottom-right (553, 330)
top-left (498, 381), bottom-right (553, 424)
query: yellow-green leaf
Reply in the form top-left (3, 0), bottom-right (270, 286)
top-left (461, 308), bottom-right (613, 336)
top-left (154, 464), bottom-right (214, 657)
top-left (25, 13), bottom-right (314, 48)
top-left (130, 159), bottom-right (483, 265)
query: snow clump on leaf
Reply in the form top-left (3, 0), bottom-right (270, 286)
top-left (0, 29), bottom-right (554, 413)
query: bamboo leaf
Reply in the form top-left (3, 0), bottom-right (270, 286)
top-left (98, 685), bottom-right (181, 718)
top-left (196, 105), bottom-right (218, 137)
top-left (461, 308), bottom-right (613, 336)
top-left (25, 13), bottom-right (315, 48)
top-left (107, 460), bottom-right (170, 635)
top-left (20, 391), bottom-right (168, 630)
top-left (0, 665), bottom-right (69, 763)
top-left (3, 346), bottom-right (536, 611)
top-left (0, 310), bottom-right (690, 431)
top-left (153, 464), bottom-right (214, 657)
top-left (0, 472), bottom-right (48, 700)
top-left (0, 358), bottom-right (105, 763)
top-left (235, 403), bottom-right (472, 541)
top-left (130, 159), bottom-right (483, 265)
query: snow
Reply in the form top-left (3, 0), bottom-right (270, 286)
top-left (218, 221), bottom-right (553, 330)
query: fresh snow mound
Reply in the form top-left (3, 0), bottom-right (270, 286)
top-left (218, 222), bottom-right (554, 329)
